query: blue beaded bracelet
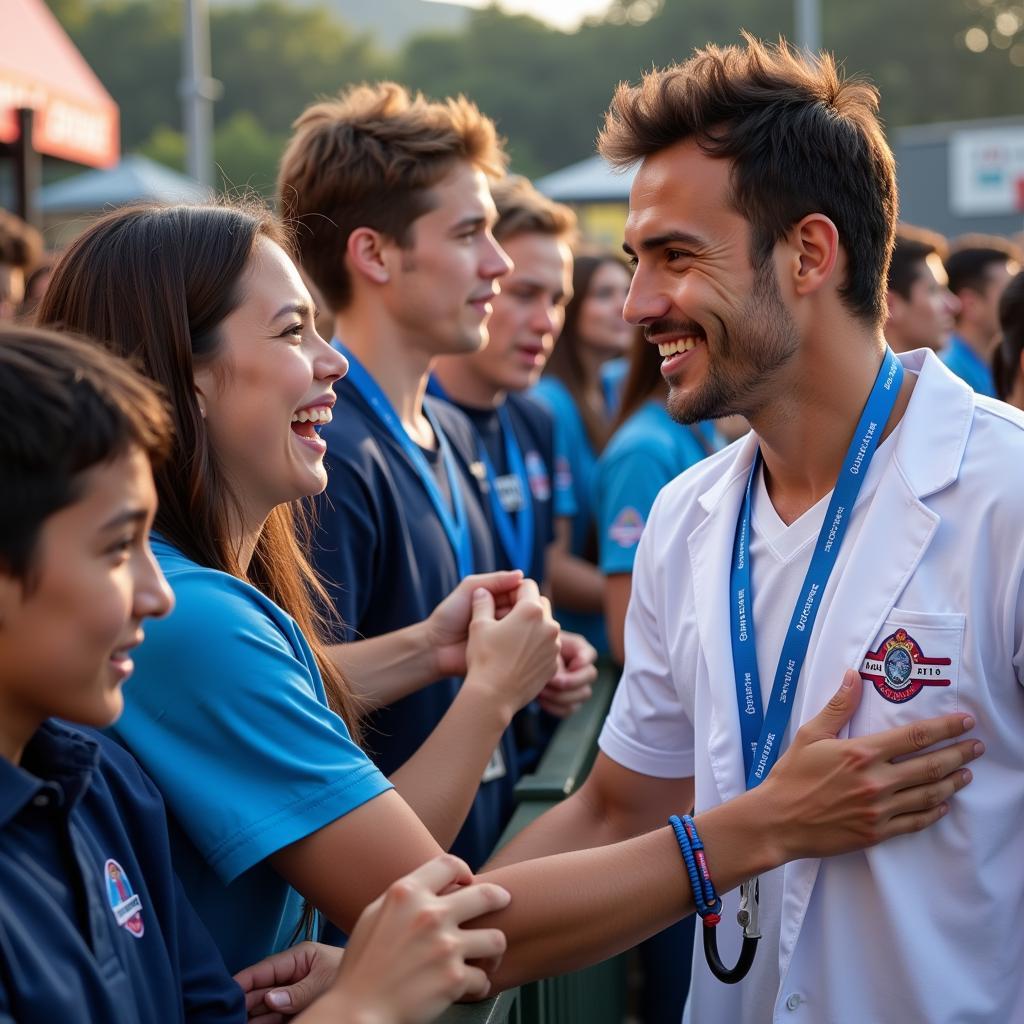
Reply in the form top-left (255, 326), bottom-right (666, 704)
top-left (668, 813), bottom-right (759, 985)
top-left (668, 814), bottom-right (721, 921)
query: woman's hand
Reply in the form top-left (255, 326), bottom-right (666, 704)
top-left (426, 571), bottom-right (524, 678)
top-left (464, 580), bottom-right (561, 720)
top-left (233, 856), bottom-right (511, 1024)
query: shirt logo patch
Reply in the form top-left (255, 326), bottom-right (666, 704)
top-left (525, 451), bottom-right (551, 502)
top-left (104, 858), bottom-right (144, 938)
top-left (495, 473), bottom-right (525, 512)
top-left (608, 506), bottom-right (645, 548)
top-left (859, 628), bottom-right (952, 704)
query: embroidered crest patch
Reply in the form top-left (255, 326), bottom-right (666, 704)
top-left (104, 858), bottom-right (144, 938)
top-left (860, 628), bottom-right (952, 704)
top-left (608, 506), bottom-right (645, 548)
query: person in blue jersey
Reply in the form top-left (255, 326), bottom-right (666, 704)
top-left (532, 253), bottom-right (635, 653)
top-left (433, 174), bottom-right (600, 765)
top-left (597, 332), bottom-right (722, 667)
top-left (995, 270), bottom-right (1024, 410)
top-left (279, 85), bottom-right (580, 869)
top-left (37, 200), bottom-right (558, 974)
top-left (942, 236), bottom-right (1022, 395)
top-left (0, 326), bottom-right (512, 1024)
top-left (883, 226), bottom-right (959, 356)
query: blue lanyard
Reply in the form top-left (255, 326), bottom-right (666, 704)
top-left (482, 405), bottom-right (534, 574)
top-left (338, 344), bottom-right (475, 579)
top-left (426, 376), bottom-right (534, 574)
top-left (730, 349), bottom-right (903, 790)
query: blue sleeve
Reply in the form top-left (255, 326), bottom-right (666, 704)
top-left (312, 453), bottom-right (381, 639)
top-left (115, 573), bottom-right (391, 884)
top-left (549, 409), bottom-right (578, 520)
top-left (596, 449), bottom-right (674, 576)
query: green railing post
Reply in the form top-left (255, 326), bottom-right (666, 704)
top-left (437, 661), bottom-right (628, 1024)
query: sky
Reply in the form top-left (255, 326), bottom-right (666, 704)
top-left (426, 0), bottom-right (613, 32)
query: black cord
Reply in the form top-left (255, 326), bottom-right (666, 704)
top-left (703, 925), bottom-right (759, 984)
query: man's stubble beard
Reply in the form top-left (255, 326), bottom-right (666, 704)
top-left (667, 259), bottom-right (800, 426)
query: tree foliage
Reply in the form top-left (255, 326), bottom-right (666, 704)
top-left (50, 0), bottom-right (1024, 191)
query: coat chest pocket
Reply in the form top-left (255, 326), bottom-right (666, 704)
top-left (859, 608), bottom-right (964, 731)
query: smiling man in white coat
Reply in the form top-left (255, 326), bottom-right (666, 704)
top-left (489, 36), bottom-right (1024, 1024)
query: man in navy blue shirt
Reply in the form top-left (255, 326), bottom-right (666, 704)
top-left (432, 175), bottom-right (598, 763)
top-left (279, 83), bottom-right (566, 869)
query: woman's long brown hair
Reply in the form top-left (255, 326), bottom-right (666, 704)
top-left (37, 201), bottom-right (362, 740)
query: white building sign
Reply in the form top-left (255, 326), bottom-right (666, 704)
top-left (949, 128), bottom-right (1024, 216)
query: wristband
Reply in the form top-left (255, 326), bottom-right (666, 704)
top-left (668, 814), bottom-right (759, 985)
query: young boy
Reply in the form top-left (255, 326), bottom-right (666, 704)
top-left (0, 326), bottom-right (512, 1023)
top-left (0, 325), bottom-right (245, 1021)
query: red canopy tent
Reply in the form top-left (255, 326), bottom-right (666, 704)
top-left (1, 0), bottom-right (119, 221)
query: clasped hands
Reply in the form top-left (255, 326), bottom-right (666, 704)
top-left (428, 571), bottom-right (597, 719)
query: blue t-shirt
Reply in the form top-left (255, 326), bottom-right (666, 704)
top-left (600, 357), bottom-right (629, 417)
top-left (111, 537), bottom-right (391, 974)
top-left (596, 402), bottom-right (721, 576)
top-left (941, 334), bottom-right (996, 397)
top-left (0, 721), bottom-right (244, 1022)
top-left (311, 380), bottom-right (520, 869)
top-left (530, 375), bottom-right (607, 651)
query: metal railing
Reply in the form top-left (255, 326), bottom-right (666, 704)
top-left (437, 662), bottom-right (629, 1024)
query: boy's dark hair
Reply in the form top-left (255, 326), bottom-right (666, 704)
top-left (598, 34), bottom-right (897, 327)
top-left (887, 224), bottom-right (948, 300)
top-left (944, 236), bottom-right (1022, 297)
top-left (0, 326), bottom-right (171, 584)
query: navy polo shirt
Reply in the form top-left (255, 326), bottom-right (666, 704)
top-left (451, 391), bottom-right (557, 585)
top-left (313, 380), bottom-right (520, 869)
top-left (0, 721), bottom-right (243, 1023)
top-left (446, 391), bottom-right (561, 771)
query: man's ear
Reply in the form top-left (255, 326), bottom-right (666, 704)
top-left (347, 227), bottom-right (393, 287)
top-left (783, 214), bottom-right (840, 300)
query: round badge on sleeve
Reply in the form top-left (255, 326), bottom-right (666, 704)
top-left (104, 858), bottom-right (145, 938)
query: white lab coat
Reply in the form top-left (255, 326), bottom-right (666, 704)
top-left (600, 349), bottom-right (1024, 1024)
